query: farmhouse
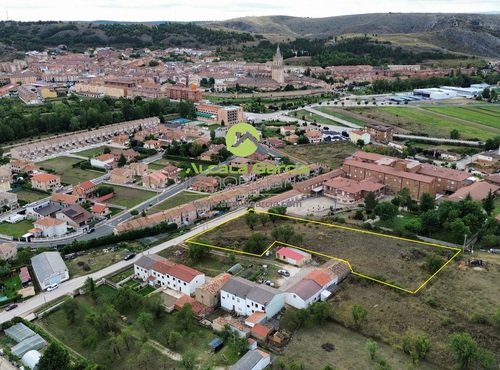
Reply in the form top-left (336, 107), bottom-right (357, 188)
top-left (220, 276), bottom-right (285, 320)
top-left (195, 272), bottom-right (232, 308)
top-left (285, 269), bottom-right (337, 309)
top-left (31, 251), bottom-right (69, 290)
top-left (31, 174), bottom-right (61, 193)
top-left (134, 254), bottom-right (205, 295)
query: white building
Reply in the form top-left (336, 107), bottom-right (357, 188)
top-left (134, 254), bottom-right (205, 295)
top-left (31, 251), bottom-right (69, 290)
top-left (220, 276), bottom-right (285, 319)
top-left (33, 217), bottom-right (67, 237)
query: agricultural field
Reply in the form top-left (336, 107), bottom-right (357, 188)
top-left (37, 156), bottom-right (102, 185)
top-left (279, 141), bottom-right (357, 169)
top-left (345, 105), bottom-right (500, 140)
top-left (108, 185), bottom-right (156, 209)
top-left (149, 191), bottom-right (209, 214)
top-left (189, 211), bottom-right (458, 292)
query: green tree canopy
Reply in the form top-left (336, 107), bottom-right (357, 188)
top-left (38, 343), bottom-right (71, 370)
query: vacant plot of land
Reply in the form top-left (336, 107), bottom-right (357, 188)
top-left (315, 106), bottom-right (368, 126)
top-left (67, 249), bottom-right (131, 278)
top-left (190, 211), bottom-right (458, 292)
top-left (294, 109), bottom-right (339, 125)
top-left (149, 191), bottom-right (209, 213)
top-left (424, 106), bottom-right (500, 130)
top-left (279, 141), bottom-right (357, 169)
top-left (38, 156), bottom-right (101, 184)
top-left (283, 320), bottom-right (442, 370)
top-left (73, 146), bottom-right (112, 158)
top-left (0, 220), bottom-right (34, 238)
top-left (108, 185), bottom-right (156, 209)
top-left (16, 189), bottom-right (48, 204)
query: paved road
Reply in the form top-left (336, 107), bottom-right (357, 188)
top-left (304, 106), bottom-right (361, 129)
top-left (0, 208), bottom-right (247, 324)
top-left (394, 134), bottom-right (482, 146)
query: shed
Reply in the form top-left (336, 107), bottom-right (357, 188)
top-left (22, 350), bottom-right (41, 370)
top-left (208, 338), bottom-right (224, 353)
top-left (30, 251), bottom-right (69, 290)
top-left (227, 263), bottom-right (243, 275)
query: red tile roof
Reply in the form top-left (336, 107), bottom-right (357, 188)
top-left (276, 247), bottom-right (307, 261)
top-left (251, 324), bottom-right (271, 338)
top-left (305, 270), bottom-right (333, 287)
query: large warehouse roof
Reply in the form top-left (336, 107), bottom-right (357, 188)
top-left (31, 251), bottom-right (68, 284)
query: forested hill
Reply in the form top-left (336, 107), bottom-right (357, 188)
top-left (0, 21), bottom-right (261, 58)
top-left (204, 13), bottom-right (500, 58)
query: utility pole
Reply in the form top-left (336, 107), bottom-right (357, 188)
top-left (463, 234), bottom-right (467, 253)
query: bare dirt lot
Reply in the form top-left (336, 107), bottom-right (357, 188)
top-left (191, 211), bottom-right (458, 292)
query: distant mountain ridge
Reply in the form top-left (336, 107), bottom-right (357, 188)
top-left (203, 13), bottom-right (500, 57)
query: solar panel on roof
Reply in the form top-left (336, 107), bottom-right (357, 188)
top-left (66, 209), bottom-right (77, 216)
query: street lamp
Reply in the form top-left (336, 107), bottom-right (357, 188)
top-left (463, 234), bottom-right (468, 253)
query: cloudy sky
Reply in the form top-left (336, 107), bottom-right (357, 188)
top-left (5, 0), bottom-right (499, 22)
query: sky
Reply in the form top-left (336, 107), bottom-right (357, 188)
top-left (4, 0), bottom-right (499, 22)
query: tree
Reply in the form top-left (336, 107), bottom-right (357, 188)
top-left (450, 219), bottom-right (470, 244)
top-left (450, 333), bottom-right (479, 369)
top-left (297, 135), bottom-right (310, 144)
top-left (63, 298), bottom-right (79, 323)
top-left (424, 252), bottom-right (444, 275)
top-left (364, 192), bottom-right (378, 214)
top-left (136, 311), bottom-right (154, 333)
top-left (84, 277), bottom-right (98, 301)
top-left (365, 340), bottom-right (379, 360)
top-left (374, 202), bottom-right (397, 221)
top-left (244, 211), bottom-right (259, 230)
top-left (167, 330), bottom-right (182, 350)
top-left (103, 147), bottom-right (111, 154)
top-left (244, 232), bottom-right (267, 254)
top-left (96, 185), bottom-right (114, 197)
top-left (419, 192), bottom-right (435, 213)
top-left (482, 189), bottom-right (494, 216)
top-left (181, 353), bottom-right (197, 370)
top-left (118, 153), bottom-right (127, 167)
top-left (268, 206), bottom-right (287, 222)
top-left (352, 304), bottom-right (368, 328)
top-left (450, 129), bottom-right (461, 140)
top-left (38, 343), bottom-right (71, 370)
top-left (175, 303), bottom-right (196, 331)
top-left (258, 213), bottom-right (269, 226)
top-left (356, 139), bottom-right (365, 147)
top-left (309, 301), bottom-right (330, 324)
top-left (189, 142), bottom-right (203, 157)
top-left (420, 210), bottom-right (440, 236)
top-left (188, 243), bottom-right (210, 263)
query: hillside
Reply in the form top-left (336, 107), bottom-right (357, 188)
top-left (204, 13), bottom-right (500, 57)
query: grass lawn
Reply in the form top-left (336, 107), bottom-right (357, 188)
top-left (294, 109), bottom-right (340, 125)
top-left (16, 189), bottom-right (48, 204)
top-left (315, 106), bottom-right (368, 126)
top-left (108, 185), bottom-right (156, 209)
top-left (73, 146), bottom-right (113, 158)
top-left (280, 141), bottom-right (357, 170)
top-left (38, 156), bottom-right (102, 185)
top-left (137, 286), bottom-right (156, 296)
top-left (95, 284), bottom-right (118, 301)
top-left (376, 211), bottom-right (420, 231)
top-left (0, 220), bottom-right (33, 238)
top-left (149, 191), bottom-right (209, 213)
top-left (3, 275), bottom-right (22, 298)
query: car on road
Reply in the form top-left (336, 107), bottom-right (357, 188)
top-left (46, 283), bottom-right (58, 291)
top-left (5, 303), bottom-right (18, 311)
top-left (124, 253), bottom-right (136, 261)
top-left (278, 269), bottom-right (290, 277)
top-left (87, 228), bottom-right (95, 234)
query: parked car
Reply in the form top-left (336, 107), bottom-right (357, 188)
top-left (278, 269), bottom-right (290, 277)
top-left (5, 304), bottom-right (18, 311)
top-left (87, 228), bottom-right (95, 234)
top-left (124, 253), bottom-right (136, 261)
top-left (46, 283), bottom-right (58, 291)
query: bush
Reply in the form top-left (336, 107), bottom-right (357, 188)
top-left (425, 296), bottom-right (437, 308)
top-left (470, 312), bottom-right (490, 325)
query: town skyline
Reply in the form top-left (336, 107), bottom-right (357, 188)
top-left (4, 0), bottom-right (499, 23)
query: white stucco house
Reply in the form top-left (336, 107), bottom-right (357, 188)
top-left (220, 276), bottom-right (285, 320)
top-left (134, 254), bottom-right (205, 295)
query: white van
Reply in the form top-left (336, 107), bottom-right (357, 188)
top-left (46, 283), bottom-right (58, 291)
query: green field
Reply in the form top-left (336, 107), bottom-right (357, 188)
top-left (0, 220), bottom-right (33, 238)
top-left (379, 106), bottom-right (500, 140)
top-left (149, 191), bottom-right (209, 213)
top-left (16, 189), bottom-right (48, 204)
top-left (294, 109), bottom-right (339, 125)
top-left (73, 146), bottom-right (112, 158)
top-left (37, 156), bottom-right (101, 184)
top-left (424, 106), bottom-right (500, 130)
top-left (108, 185), bottom-right (156, 209)
top-left (315, 107), bottom-right (367, 126)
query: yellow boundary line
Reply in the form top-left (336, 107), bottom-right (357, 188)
top-left (186, 209), bottom-right (461, 293)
